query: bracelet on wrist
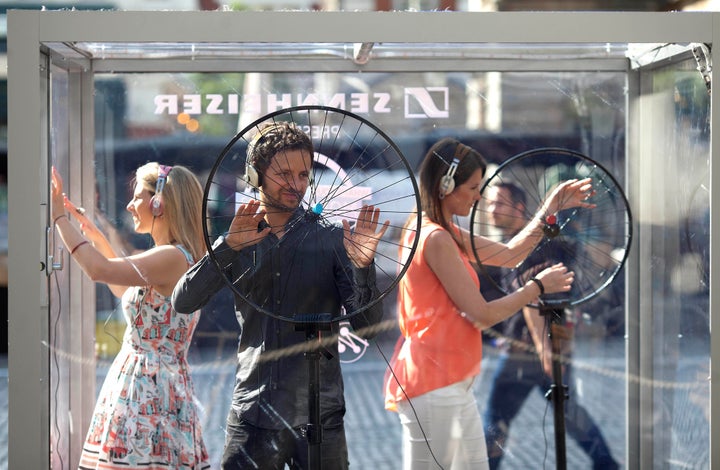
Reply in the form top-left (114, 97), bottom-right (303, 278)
top-left (53, 214), bottom-right (67, 225)
top-left (70, 240), bottom-right (89, 255)
top-left (529, 277), bottom-right (545, 296)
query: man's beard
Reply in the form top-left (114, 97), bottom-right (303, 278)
top-left (263, 190), bottom-right (304, 213)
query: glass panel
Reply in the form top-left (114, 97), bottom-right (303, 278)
top-left (48, 63), bottom-right (73, 470)
top-left (72, 67), bottom-right (627, 469)
top-left (43, 52), bottom-right (712, 470)
top-left (635, 57), bottom-right (710, 466)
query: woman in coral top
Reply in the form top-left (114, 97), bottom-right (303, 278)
top-left (384, 137), bottom-right (595, 470)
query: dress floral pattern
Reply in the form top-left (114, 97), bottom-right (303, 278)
top-left (78, 246), bottom-right (210, 470)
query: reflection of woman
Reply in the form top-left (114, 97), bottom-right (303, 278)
top-left (51, 163), bottom-right (210, 470)
top-left (384, 138), bottom-right (594, 470)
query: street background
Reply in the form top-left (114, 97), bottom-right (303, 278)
top-left (1, 333), bottom-right (711, 469)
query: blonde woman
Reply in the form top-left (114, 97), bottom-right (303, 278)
top-left (51, 162), bottom-right (210, 470)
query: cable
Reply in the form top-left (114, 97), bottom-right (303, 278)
top-left (541, 315), bottom-right (550, 470)
top-left (356, 219), bottom-right (444, 469)
top-left (51, 218), bottom-right (66, 470)
top-left (373, 338), bottom-right (446, 470)
top-left (101, 300), bottom-right (124, 347)
top-left (542, 397), bottom-right (551, 470)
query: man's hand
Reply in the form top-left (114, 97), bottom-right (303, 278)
top-left (225, 199), bottom-right (271, 251)
top-left (342, 204), bottom-right (390, 268)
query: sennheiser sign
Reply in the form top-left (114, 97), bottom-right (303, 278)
top-left (404, 87), bottom-right (449, 119)
top-left (153, 86), bottom-right (450, 119)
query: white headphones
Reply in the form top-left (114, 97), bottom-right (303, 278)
top-left (244, 123), bottom-right (314, 189)
top-left (244, 125), bottom-right (277, 189)
top-left (439, 144), bottom-right (472, 199)
top-left (439, 158), bottom-right (459, 199)
top-left (245, 163), bottom-right (261, 189)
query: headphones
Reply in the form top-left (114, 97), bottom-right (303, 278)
top-left (244, 158), bottom-right (261, 189)
top-left (245, 124), bottom-right (283, 189)
top-left (244, 123), bottom-right (314, 189)
top-left (439, 143), bottom-right (472, 199)
top-left (150, 164), bottom-right (173, 217)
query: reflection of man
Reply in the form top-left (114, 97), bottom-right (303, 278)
top-left (482, 181), bottom-right (619, 470)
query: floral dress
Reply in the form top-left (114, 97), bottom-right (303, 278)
top-left (78, 246), bottom-right (210, 470)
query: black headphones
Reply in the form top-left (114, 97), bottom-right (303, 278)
top-left (439, 143), bottom-right (472, 199)
top-left (150, 164), bottom-right (173, 217)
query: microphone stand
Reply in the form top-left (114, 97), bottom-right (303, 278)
top-left (295, 313), bottom-right (333, 470)
top-left (538, 216), bottom-right (569, 470)
top-left (539, 303), bottom-right (570, 470)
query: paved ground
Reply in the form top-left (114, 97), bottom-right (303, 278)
top-left (0, 335), bottom-right (711, 469)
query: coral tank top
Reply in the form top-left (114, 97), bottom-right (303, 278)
top-left (384, 219), bottom-right (482, 411)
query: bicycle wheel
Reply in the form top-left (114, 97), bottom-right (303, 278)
top-left (470, 147), bottom-right (632, 309)
top-left (202, 105), bottom-right (421, 323)
top-left (684, 173), bottom-right (709, 291)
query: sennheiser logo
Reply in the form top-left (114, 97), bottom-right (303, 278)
top-left (404, 87), bottom-right (449, 119)
top-left (154, 87), bottom-right (450, 120)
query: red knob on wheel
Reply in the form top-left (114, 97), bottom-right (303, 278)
top-left (546, 214), bottom-right (557, 225)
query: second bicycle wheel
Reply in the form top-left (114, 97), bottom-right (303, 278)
top-left (202, 105), bottom-right (421, 323)
top-left (470, 147), bottom-right (632, 309)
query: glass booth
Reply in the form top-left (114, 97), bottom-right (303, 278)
top-left (7, 10), bottom-right (716, 469)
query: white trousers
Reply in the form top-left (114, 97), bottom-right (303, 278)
top-left (396, 377), bottom-right (489, 470)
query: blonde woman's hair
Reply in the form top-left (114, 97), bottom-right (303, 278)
top-left (136, 162), bottom-right (205, 262)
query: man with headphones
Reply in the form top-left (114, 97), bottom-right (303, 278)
top-left (173, 121), bottom-right (389, 470)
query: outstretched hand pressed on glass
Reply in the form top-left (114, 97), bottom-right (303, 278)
top-left (543, 177), bottom-right (597, 214)
top-left (342, 204), bottom-right (390, 268)
top-left (52, 169), bottom-right (110, 252)
top-left (224, 198), bottom-right (389, 268)
top-left (224, 199), bottom-right (271, 251)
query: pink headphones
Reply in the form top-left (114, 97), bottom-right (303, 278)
top-left (150, 165), bottom-right (173, 217)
